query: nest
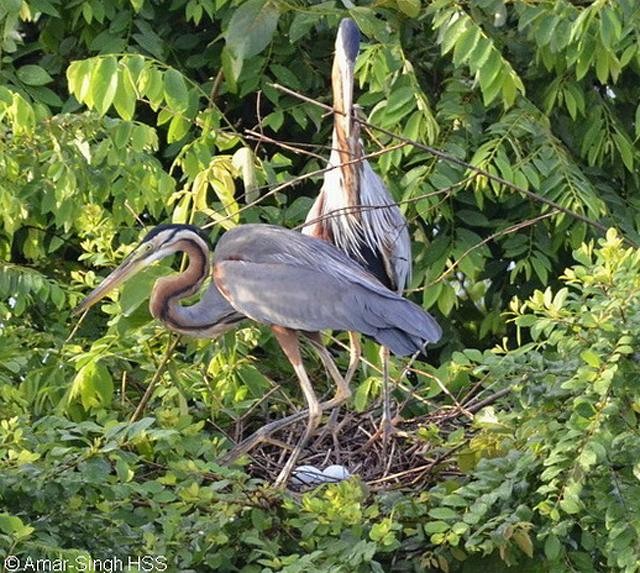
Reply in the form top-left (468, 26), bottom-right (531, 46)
top-left (232, 403), bottom-right (475, 492)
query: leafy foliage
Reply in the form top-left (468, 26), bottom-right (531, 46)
top-left (1, 0), bottom-right (640, 571)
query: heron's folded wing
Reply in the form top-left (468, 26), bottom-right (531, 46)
top-left (213, 260), bottom-right (440, 355)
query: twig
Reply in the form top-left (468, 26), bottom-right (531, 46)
top-left (65, 308), bottom-right (88, 343)
top-left (130, 336), bottom-right (179, 422)
top-left (209, 70), bottom-right (223, 105)
top-left (463, 387), bottom-right (512, 413)
top-left (245, 129), bottom-right (326, 161)
top-left (413, 210), bottom-right (560, 291)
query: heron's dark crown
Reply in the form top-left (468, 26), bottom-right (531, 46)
top-left (142, 223), bottom-right (211, 248)
top-left (338, 18), bottom-right (360, 63)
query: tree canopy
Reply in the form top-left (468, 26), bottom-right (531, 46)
top-left (1, 0), bottom-right (640, 571)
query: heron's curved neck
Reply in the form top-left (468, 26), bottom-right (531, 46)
top-left (150, 236), bottom-right (210, 324)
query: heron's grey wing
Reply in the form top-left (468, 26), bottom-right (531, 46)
top-left (217, 224), bottom-right (416, 304)
top-left (166, 282), bottom-right (246, 339)
top-left (213, 259), bottom-right (440, 356)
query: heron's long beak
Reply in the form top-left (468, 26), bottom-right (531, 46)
top-left (333, 19), bottom-right (360, 139)
top-left (73, 249), bottom-right (149, 315)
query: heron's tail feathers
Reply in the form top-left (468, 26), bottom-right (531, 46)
top-left (364, 297), bottom-right (442, 357)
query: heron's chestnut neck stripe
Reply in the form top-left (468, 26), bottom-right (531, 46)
top-left (150, 236), bottom-right (209, 322)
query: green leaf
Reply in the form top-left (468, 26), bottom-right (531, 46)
top-left (424, 521), bottom-right (451, 534)
top-left (612, 132), bottom-right (634, 172)
top-left (167, 114), bottom-right (190, 142)
top-left (17, 64), bottom-right (54, 86)
top-left (138, 66), bottom-right (164, 109)
top-left (132, 23), bottom-right (165, 60)
top-left (397, 0), bottom-right (421, 18)
top-left (163, 68), bottom-right (189, 114)
top-left (580, 349), bottom-right (601, 368)
top-left (441, 15), bottom-right (467, 56)
top-left (221, 45), bottom-right (242, 89)
top-left (428, 507), bottom-right (458, 520)
top-left (354, 377), bottom-right (376, 412)
top-left (120, 265), bottom-right (167, 316)
top-left (225, 0), bottom-right (280, 61)
top-left (599, 8), bottom-right (621, 49)
top-left (423, 280), bottom-right (443, 309)
top-left (544, 534), bottom-right (561, 560)
top-left (479, 49), bottom-right (502, 88)
top-left (452, 26), bottom-right (480, 66)
top-left (0, 513), bottom-right (34, 540)
top-left (0, 513), bottom-right (26, 534)
top-left (113, 67), bottom-right (137, 120)
top-left (595, 46), bottom-right (609, 84)
top-left (269, 63), bottom-right (300, 90)
top-left (437, 283), bottom-right (456, 315)
top-left (90, 56), bottom-right (119, 115)
top-left (513, 530), bottom-right (534, 558)
top-left (481, 69), bottom-right (504, 106)
top-left (70, 362), bottom-right (114, 410)
top-left (288, 11), bottom-right (316, 43)
top-left (66, 59), bottom-right (93, 103)
top-left (559, 496), bottom-right (581, 514)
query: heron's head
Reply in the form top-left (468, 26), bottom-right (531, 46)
top-left (337, 19), bottom-right (360, 63)
top-left (73, 224), bottom-right (210, 315)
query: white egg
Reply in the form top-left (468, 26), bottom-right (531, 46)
top-left (322, 464), bottom-right (351, 482)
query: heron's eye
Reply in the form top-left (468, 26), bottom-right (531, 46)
top-left (134, 242), bottom-right (153, 259)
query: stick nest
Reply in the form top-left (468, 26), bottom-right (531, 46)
top-left (232, 404), bottom-right (472, 492)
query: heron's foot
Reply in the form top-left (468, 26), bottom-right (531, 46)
top-left (274, 408), bottom-right (322, 488)
top-left (359, 410), bottom-right (400, 453)
top-left (310, 407), bottom-right (347, 459)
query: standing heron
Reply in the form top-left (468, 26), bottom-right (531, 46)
top-left (303, 19), bottom-right (415, 438)
top-left (75, 223), bottom-right (442, 485)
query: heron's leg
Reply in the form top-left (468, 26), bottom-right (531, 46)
top-left (272, 327), bottom-right (323, 488)
top-left (304, 333), bottom-right (356, 407)
top-left (224, 333), bottom-right (356, 462)
top-left (310, 331), bottom-right (360, 423)
top-left (380, 345), bottom-right (395, 442)
top-left (345, 331), bottom-right (362, 389)
top-left (305, 333), bottom-right (359, 453)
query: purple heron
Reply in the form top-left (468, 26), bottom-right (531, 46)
top-left (75, 224), bottom-right (441, 484)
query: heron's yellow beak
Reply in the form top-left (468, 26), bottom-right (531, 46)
top-left (332, 52), bottom-right (354, 140)
top-left (333, 19), bottom-right (359, 139)
top-left (73, 247), bottom-right (151, 315)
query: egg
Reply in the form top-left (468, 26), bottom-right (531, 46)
top-left (322, 464), bottom-right (351, 482)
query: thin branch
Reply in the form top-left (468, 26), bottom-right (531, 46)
top-left (410, 210), bottom-right (560, 292)
top-left (464, 387), bottom-right (512, 413)
top-left (245, 129), bottom-right (326, 161)
top-left (209, 70), bottom-right (224, 106)
top-left (130, 335), bottom-right (179, 422)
